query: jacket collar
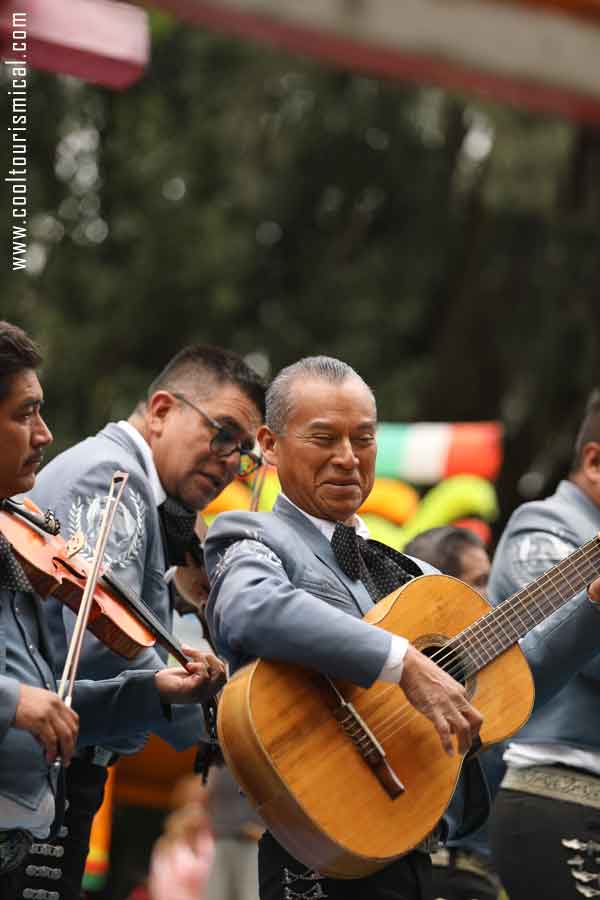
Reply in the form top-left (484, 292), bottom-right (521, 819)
top-left (272, 494), bottom-right (373, 614)
top-left (99, 422), bottom-right (153, 480)
top-left (557, 479), bottom-right (600, 527)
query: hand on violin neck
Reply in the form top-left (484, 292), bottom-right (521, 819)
top-left (13, 684), bottom-right (79, 766)
top-left (155, 646), bottom-right (226, 705)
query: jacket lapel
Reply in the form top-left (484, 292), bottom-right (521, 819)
top-left (272, 495), bottom-right (373, 615)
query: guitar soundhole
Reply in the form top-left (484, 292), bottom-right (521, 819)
top-left (418, 637), bottom-right (476, 699)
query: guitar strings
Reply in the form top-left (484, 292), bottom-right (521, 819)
top-left (358, 544), bottom-right (600, 746)
top-left (420, 543), bottom-right (599, 678)
top-left (373, 550), bottom-right (599, 743)
top-left (373, 548), bottom-right (598, 742)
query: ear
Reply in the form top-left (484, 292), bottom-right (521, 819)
top-left (582, 442), bottom-right (600, 483)
top-left (258, 425), bottom-right (278, 467)
top-left (147, 391), bottom-right (177, 436)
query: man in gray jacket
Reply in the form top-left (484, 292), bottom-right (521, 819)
top-left (205, 356), bottom-right (487, 900)
top-left (205, 357), bottom-right (600, 900)
top-left (0, 322), bottom-right (224, 899)
top-left (23, 339), bottom-right (265, 899)
top-left (488, 390), bottom-right (600, 900)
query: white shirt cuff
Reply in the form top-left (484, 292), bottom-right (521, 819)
top-left (378, 635), bottom-right (410, 683)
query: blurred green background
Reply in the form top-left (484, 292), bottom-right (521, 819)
top-left (2, 13), bottom-right (599, 531)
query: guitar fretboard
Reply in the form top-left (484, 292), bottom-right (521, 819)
top-left (448, 535), bottom-right (600, 674)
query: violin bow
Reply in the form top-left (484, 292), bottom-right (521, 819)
top-left (57, 471), bottom-right (130, 706)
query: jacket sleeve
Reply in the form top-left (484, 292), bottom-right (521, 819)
top-left (204, 513), bottom-right (392, 688)
top-left (72, 669), bottom-right (204, 749)
top-left (489, 522), bottom-right (600, 709)
top-left (73, 669), bottom-right (165, 747)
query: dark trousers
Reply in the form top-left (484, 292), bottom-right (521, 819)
top-left (429, 855), bottom-right (500, 900)
top-left (0, 865), bottom-right (25, 900)
top-left (19, 757), bottom-right (109, 900)
top-left (489, 786), bottom-right (600, 899)
top-left (258, 831), bottom-right (432, 900)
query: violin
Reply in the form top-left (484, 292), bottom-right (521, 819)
top-left (0, 496), bottom-right (190, 667)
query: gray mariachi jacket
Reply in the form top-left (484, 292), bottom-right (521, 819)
top-left (204, 495), bottom-right (490, 844)
top-left (0, 585), bottom-right (170, 814)
top-left (488, 479), bottom-right (600, 750)
top-left (29, 422), bottom-right (206, 753)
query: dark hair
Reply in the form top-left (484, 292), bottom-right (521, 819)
top-left (571, 389), bottom-right (600, 473)
top-left (0, 321), bottom-right (43, 403)
top-left (403, 526), bottom-right (486, 579)
top-left (147, 344), bottom-right (266, 419)
top-left (266, 356), bottom-right (376, 433)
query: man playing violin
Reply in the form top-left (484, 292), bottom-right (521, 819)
top-left (26, 338), bottom-right (266, 898)
top-left (0, 321), bottom-right (227, 900)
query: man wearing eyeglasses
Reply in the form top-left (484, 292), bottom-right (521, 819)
top-left (23, 344), bottom-right (266, 900)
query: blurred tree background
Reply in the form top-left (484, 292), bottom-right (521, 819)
top-left (2, 13), bottom-right (599, 534)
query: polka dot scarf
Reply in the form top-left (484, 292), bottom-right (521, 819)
top-left (331, 523), bottom-right (422, 602)
top-left (0, 532), bottom-right (33, 592)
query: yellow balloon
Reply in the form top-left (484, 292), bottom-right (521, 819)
top-left (359, 478), bottom-right (419, 524)
top-left (203, 480), bottom-right (251, 514)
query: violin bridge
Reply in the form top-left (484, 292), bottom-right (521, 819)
top-left (65, 531), bottom-right (85, 558)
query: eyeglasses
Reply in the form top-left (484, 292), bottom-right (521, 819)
top-left (172, 392), bottom-right (262, 478)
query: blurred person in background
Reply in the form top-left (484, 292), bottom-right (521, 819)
top-left (148, 776), bottom-right (215, 900)
top-left (487, 389), bottom-right (600, 899)
top-left (203, 767), bottom-right (261, 900)
top-left (404, 526), bottom-right (490, 599)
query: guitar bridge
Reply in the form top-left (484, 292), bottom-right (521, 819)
top-left (332, 698), bottom-right (405, 799)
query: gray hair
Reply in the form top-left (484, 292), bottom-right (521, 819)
top-left (266, 356), bottom-right (376, 433)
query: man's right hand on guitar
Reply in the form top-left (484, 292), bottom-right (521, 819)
top-left (400, 645), bottom-right (482, 757)
top-left (588, 575), bottom-right (600, 603)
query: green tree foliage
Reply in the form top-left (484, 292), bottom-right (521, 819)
top-left (2, 22), bottom-right (599, 527)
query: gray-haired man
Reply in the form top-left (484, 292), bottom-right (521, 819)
top-left (206, 356), bottom-right (600, 900)
top-left (205, 356), bottom-right (487, 900)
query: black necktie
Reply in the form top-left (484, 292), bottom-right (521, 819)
top-left (331, 522), bottom-right (422, 601)
top-left (158, 497), bottom-right (201, 567)
top-left (0, 532), bottom-right (33, 592)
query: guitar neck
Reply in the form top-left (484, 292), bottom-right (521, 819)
top-left (453, 534), bottom-right (600, 672)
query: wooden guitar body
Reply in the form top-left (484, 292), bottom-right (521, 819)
top-left (217, 575), bottom-right (535, 878)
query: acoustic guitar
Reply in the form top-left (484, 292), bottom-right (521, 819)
top-left (217, 535), bottom-right (600, 878)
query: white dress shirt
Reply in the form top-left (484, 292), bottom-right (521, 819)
top-left (280, 494), bottom-right (409, 683)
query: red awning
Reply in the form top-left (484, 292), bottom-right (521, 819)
top-left (0, 0), bottom-right (149, 88)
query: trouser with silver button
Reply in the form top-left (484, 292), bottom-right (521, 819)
top-left (258, 831), bottom-right (432, 900)
top-left (19, 757), bottom-right (109, 900)
top-left (489, 764), bottom-right (600, 900)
